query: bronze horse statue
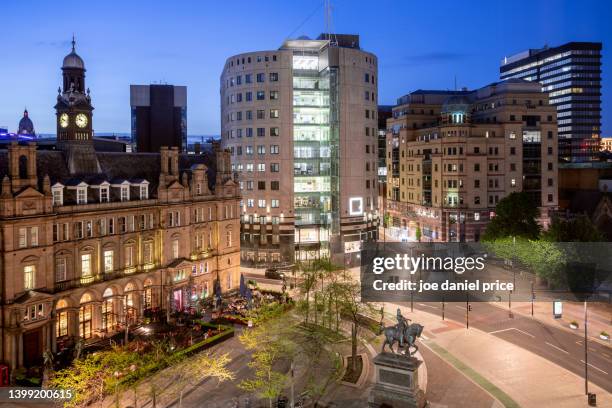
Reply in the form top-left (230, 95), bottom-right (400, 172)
top-left (382, 322), bottom-right (424, 356)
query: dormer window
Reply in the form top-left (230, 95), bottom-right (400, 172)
top-left (52, 184), bottom-right (64, 206)
top-left (100, 186), bottom-right (109, 202)
top-left (77, 187), bottom-right (87, 204)
top-left (121, 186), bottom-right (129, 201)
top-left (140, 185), bottom-right (148, 200)
top-left (196, 183), bottom-right (202, 195)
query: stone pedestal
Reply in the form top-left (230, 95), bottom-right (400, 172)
top-left (368, 352), bottom-right (427, 408)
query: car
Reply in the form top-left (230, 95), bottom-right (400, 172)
top-left (265, 268), bottom-right (284, 280)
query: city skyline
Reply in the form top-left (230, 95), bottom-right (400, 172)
top-left (1, 0), bottom-right (610, 135)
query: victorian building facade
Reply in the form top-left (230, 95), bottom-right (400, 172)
top-left (0, 42), bottom-right (240, 370)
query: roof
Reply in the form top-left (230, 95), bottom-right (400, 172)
top-left (0, 148), bottom-right (218, 199)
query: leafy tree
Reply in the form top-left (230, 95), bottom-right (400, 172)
top-left (542, 215), bottom-right (604, 242)
top-left (239, 319), bottom-right (294, 408)
top-left (482, 192), bottom-right (540, 241)
top-left (170, 352), bottom-right (234, 408)
top-left (415, 226), bottom-right (422, 242)
top-left (336, 276), bottom-right (377, 373)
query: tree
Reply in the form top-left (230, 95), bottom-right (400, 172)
top-left (239, 320), bottom-right (294, 408)
top-left (482, 192), bottom-right (540, 241)
top-left (415, 226), bottom-right (422, 242)
top-left (336, 276), bottom-right (377, 373)
top-left (295, 261), bottom-right (318, 324)
top-left (542, 215), bottom-right (604, 242)
top-left (170, 352), bottom-right (234, 408)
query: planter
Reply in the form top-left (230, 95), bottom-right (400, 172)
top-left (600, 334), bottom-right (610, 341)
top-left (569, 323), bottom-right (579, 330)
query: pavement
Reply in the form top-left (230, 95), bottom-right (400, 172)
top-left (393, 302), bottom-right (612, 408)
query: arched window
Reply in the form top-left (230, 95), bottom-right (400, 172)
top-left (79, 293), bottom-right (93, 339)
top-left (19, 155), bottom-right (28, 179)
top-left (56, 299), bottom-right (69, 338)
top-left (102, 288), bottom-right (115, 332)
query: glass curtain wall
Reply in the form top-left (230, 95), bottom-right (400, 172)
top-left (292, 53), bottom-right (333, 260)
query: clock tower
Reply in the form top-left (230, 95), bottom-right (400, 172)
top-left (55, 36), bottom-right (94, 144)
top-left (55, 37), bottom-right (100, 174)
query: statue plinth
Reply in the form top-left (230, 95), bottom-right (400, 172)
top-left (368, 352), bottom-right (427, 408)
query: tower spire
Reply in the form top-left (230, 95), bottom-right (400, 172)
top-left (71, 34), bottom-right (76, 52)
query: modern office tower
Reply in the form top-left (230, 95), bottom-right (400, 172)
top-left (500, 42), bottom-right (602, 163)
top-left (377, 105), bottom-right (393, 182)
top-left (385, 79), bottom-right (558, 242)
top-left (221, 34), bottom-right (379, 265)
top-left (0, 42), bottom-right (240, 370)
top-left (130, 84), bottom-right (187, 152)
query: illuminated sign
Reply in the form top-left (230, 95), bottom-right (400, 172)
top-left (349, 197), bottom-right (363, 216)
top-left (553, 300), bottom-right (563, 319)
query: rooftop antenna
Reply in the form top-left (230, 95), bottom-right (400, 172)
top-left (324, 0), bottom-right (337, 46)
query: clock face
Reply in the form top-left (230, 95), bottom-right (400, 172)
top-left (75, 113), bottom-right (88, 128)
top-left (59, 113), bottom-right (69, 128)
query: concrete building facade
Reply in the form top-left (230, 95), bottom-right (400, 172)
top-left (385, 79), bottom-right (558, 242)
top-left (221, 34), bottom-right (379, 266)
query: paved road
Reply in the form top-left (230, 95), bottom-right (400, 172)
top-left (397, 300), bottom-right (612, 393)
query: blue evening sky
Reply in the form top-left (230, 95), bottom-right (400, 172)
top-left (0, 0), bottom-right (610, 135)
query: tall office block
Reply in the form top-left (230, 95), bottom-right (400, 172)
top-left (221, 34), bottom-right (380, 265)
top-left (130, 84), bottom-right (187, 152)
top-left (500, 42), bottom-right (602, 162)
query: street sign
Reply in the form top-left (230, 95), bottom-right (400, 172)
top-left (553, 300), bottom-right (563, 319)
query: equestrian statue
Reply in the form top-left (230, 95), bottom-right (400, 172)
top-left (381, 308), bottom-right (424, 356)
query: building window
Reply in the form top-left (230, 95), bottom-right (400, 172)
top-left (104, 250), bottom-right (114, 273)
top-left (140, 185), bottom-right (148, 199)
top-left (56, 309), bottom-right (68, 337)
top-left (271, 199), bottom-right (279, 208)
top-left (269, 72), bottom-right (278, 82)
top-left (271, 163), bottom-right (279, 172)
top-left (144, 241), bottom-right (153, 264)
top-left (121, 186), bottom-right (129, 201)
top-left (257, 128), bottom-right (265, 137)
top-left (125, 246), bottom-right (134, 267)
top-left (172, 239), bottom-right (179, 260)
top-left (511, 178), bottom-right (516, 187)
top-left (257, 91), bottom-right (265, 100)
top-left (24, 265), bottom-right (35, 290)
top-left (270, 109), bottom-right (279, 118)
top-left (55, 257), bottom-right (67, 282)
top-left (18, 228), bottom-right (27, 248)
top-left (270, 91), bottom-right (279, 100)
top-left (77, 187), bottom-right (87, 204)
top-left (227, 230), bottom-right (233, 247)
top-left (52, 187), bottom-right (63, 206)
top-left (100, 186), bottom-right (109, 202)
top-left (81, 254), bottom-right (92, 277)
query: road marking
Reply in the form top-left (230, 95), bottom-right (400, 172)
top-left (489, 328), bottom-right (535, 338)
top-left (545, 342), bottom-right (569, 354)
top-left (576, 341), bottom-right (582, 345)
top-left (455, 306), bottom-right (466, 310)
top-left (580, 360), bottom-right (609, 375)
top-left (418, 303), bottom-right (438, 309)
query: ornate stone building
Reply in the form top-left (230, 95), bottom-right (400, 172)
top-left (385, 79), bottom-right (558, 242)
top-left (0, 41), bottom-right (240, 370)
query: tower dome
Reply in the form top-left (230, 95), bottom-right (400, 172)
top-left (62, 37), bottom-right (85, 70)
top-left (17, 109), bottom-right (35, 135)
top-left (441, 94), bottom-right (471, 125)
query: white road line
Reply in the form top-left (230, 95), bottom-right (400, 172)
top-left (580, 360), bottom-right (609, 375)
top-left (418, 303), bottom-right (438, 309)
top-left (545, 342), bottom-right (569, 354)
top-left (455, 306), bottom-right (466, 310)
top-left (489, 327), bottom-right (535, 338)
